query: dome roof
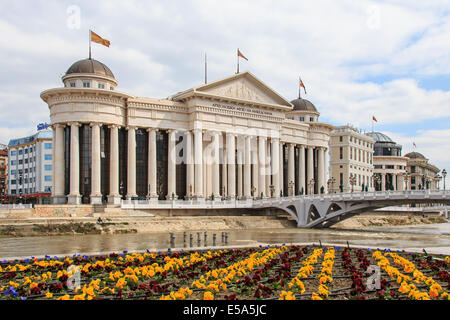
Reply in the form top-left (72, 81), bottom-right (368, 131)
top-left (366, 132), bottom-right (394, 143)
top-left (290, 98), bottom-right (317, 112)
top-left (405, 152), bottom-right (426, 159)
top-left (65, 58), bottom-right (115, 79)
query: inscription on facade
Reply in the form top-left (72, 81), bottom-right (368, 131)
top-left (212, 103), bottom-right (273, 116)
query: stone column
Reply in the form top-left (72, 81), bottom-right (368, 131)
top-left (126, 127), bottom-right (137, 199)
top-left (221, 134), bottom-right (227, 198)
top-left (258, 136), bottom-right (266, 198)
top-left (307, 147), bottom-right (314, 194)
top-left (53, 124), bottom-right (66, 203)
top-left (147, 128), bottom-right (158, 200)
top-left (398, 174), bottom-right (405, 191)
top-left (323, 148), bottom-right (328, 193)
top-left (226, 133), bottom-right (236, 199)
top-left (90, 123), bottom-right (102, 204)
top-left (194, 129), bottom-right (203, 199)
top-left (288, 143), bottom-right (295, 196)
top-left (272, 138), bottom-right (280, 198)
top-left (381, 174), bottom-right (386, 191)
top-left (251, 137), bottom-right (259, 198)
top-left (299, 145), bottom-right (306, 195)
top-left (244, 135), bottom-right (252, 199)
top-left (212, 132), bottom-right (220, 199)
top-left (185, 130), bottom-right (194, 199)
top-left (279, 142), bottom-right (284, 197)
top-left (317, 147), bottom-right (324, 194)
top-left (108, 125), bottom-right (120, 204)
top-left (67, 122), bottom-right (80, 204)
top-left (265, 138), bottom-right (271, 197)
top-left (51, 125), bottom-right (56, 197)
top-left (237, 137), bottom-right (243, 199)
top-left (167, 129), bottom-right (178, 200)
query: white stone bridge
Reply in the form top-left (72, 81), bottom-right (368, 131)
top-left (121, 190), bottom-right (450, 228)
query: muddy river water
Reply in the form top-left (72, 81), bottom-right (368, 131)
top-left (1, 223), bottom-right (449, 260)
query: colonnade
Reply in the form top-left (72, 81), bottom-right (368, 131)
top-left (52, 124), bottom-right (328, 204)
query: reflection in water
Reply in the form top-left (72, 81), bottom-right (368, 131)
top-left (0, 224), bottom-right (449, 260)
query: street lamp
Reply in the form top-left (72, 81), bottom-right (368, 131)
top-left (269, 185), bottom-right (275, 198)
top-left (288, 180), bottom-right (294, 196)
top-left (308, 179), bottom-right (315, 195)
top-left (119, 181), bottom-right (124, 199)
top-left (372, 174), bottom-right (380, 192)
top-left (327, 177), bottom-right (336, 194)
top-left (442, 169), bottom-right (447, 191)
top-left (349, 174), bottom-right (356, 193)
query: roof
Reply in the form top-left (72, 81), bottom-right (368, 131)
top-left (290, 98), bottom-right (318, 112)
top-left (65, 58), bottom-right (115, 79)
top-left (8, 130), bottom-right (52, 147)
top-left (365, 131), bottom-right (394, 143)
top-left (405, 152), bottom-right (426, 160)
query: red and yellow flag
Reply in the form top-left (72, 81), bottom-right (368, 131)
top-left (237, 49), bottom-right (248, 61)
top-left (90, 30), bottom-right (110, 47)
top-left (372, 116), bottom-right (377, 122)
top-left (300, 78), bottom-right (307, 94)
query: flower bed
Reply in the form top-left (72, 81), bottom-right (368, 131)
top-left (0, 245), bottom-right (449, 300)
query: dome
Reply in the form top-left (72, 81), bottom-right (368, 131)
top-left (290, 98), bottom-right (317, 112)
top-left (405, 152), bottom-right (426, 159)
top-left (65, 58), bottom-right (115, 79)
top-left (366, 132), bottom-right (394, 143)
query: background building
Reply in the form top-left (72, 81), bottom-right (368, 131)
top-left (41, 58), bottom-right (333, 205)
top-left (329, 125), bottom-right (375, 193)
top-left (404, 152), bottom-right (440, 190)
top-left (366, 132), bottom-right (407, 191)
top-left (0, 144), bottom-right (7, 203)
top-left (7, 130), bottom-right (53, 204)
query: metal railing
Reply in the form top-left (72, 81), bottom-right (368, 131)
top-left (0, 203), bottom-right (33, 209)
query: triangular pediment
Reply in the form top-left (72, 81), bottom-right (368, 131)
top-left (176, 72), bottom-right (293, 108)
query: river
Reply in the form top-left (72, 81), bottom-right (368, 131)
top-left (1, 223), bottom-right (449, 260)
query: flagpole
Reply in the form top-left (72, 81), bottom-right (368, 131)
top-left (237, 48), bottom-right (239, 74)
top-left (299, 76), bottom-right (301, 98)
top-left (89, 29), bottom-right (92, 60)
top-left (204, 53), bottom-right (207, 84)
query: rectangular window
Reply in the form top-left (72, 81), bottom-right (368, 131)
top-left (70, 82), bottom-right (76, 87)
top-left (44, 186), bottom-right (52, 192)
top-left (18, 149), bottom-right (23, 155)
top-left (18, 160), bottom-right (23, 165)
top-left (299, 117), bottom-right (305, 121)
top-left (45, 154), bottom-right (52, 160)
top-left (310, 117), bottom-right (314, 122)
top-left (44, 143), bottom-right (52, 149)
top-left (10, 150), bottom-right (17, 156)
top-left (98, 83), bottom-right (105, 89)
top-left (339, 136), bottom-right (343, 142)
top-left (11, 170), bottom-right (16, 175)
top-left (45, 164), bottom-right (52, 171)
top-left (24, 149), bottom-right (28, 154)
top-left (339, 147), bottom-right (343, 159)
top-left (11, 180), bottom-right (16, 185)
top-left (44, 176), bottom-right (52, 181)
top-left (83, 81), bottom-right (91, 88)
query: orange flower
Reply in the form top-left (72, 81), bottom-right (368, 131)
top-left (203, 291), bottom-right (214, 300)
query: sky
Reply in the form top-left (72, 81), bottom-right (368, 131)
top-left (0, 0), bottom-right (449, 185)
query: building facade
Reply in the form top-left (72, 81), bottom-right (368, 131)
top-left (366, 132), bottom-right (407, 191)
top-left (7, 131), bottom-right (53, 204)
top-left (404, 152), bottom-right (440, 190)
top-left (329, 125), bottom-right (375, 193)
top-left (0, 146), bottom-right (7, 203)
top-left (41, 58), bottom-right (333, 205)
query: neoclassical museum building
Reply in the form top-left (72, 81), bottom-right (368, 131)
top-left (41, 58), bottom-right (333, 205)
